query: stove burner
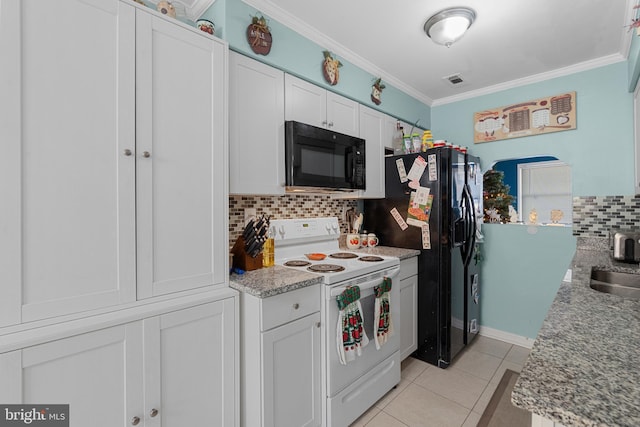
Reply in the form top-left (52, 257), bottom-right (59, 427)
top-left (308, 264), bottom-right (345, 273)
top-left (284, 260), bottom-right (312, 267)
top-left (329, 252), bottom-right (358, 259)
top-left (358, 256), bottom-right (384, 262)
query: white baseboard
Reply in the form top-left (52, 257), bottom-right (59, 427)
top-left (478, 325), bottom-right (535, 349)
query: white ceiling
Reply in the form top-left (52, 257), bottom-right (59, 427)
top-left (243, 0), bottom-right (636, 105)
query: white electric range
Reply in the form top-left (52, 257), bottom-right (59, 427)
top-left (271, 217), bottom-right (401, 427)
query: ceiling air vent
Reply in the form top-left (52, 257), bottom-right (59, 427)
top-left (443, 73), bottom-right (465, 86)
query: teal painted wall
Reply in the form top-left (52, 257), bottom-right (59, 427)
top-left (203, 0), bottom-right (430, 128)
top-left (433, 62), bottom-right (634, 339)
top-left (433, 62), bottom-right (635, 196)
top-left (480, 225), bottom-right (576, 338)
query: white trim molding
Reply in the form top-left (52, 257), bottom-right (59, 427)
top-left (479, 325), bottom-right (535, 349)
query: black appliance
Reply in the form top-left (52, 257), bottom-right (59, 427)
top-left (285, 121), bottom-right (365, 191)
top-left (364, 148), bottom-right (483, 368)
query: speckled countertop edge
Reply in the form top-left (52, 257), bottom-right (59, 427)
top-left (229, 265), bottom-right (323, 298)
top-left (229, 246), bottom-right (417, 298)
top-left (512, 237), bottom-right (640, 427)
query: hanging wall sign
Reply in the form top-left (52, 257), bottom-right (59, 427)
top-left (473, 91), bottom-right (576, 144)
top-left (371, 78), bottom-right (385, 105)
top-left (247, 15), bottom-right (272, 55)
top-left (322, 51), bottom-right (342, 86)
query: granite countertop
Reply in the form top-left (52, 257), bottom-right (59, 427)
top-left (512, 237), bottom-right (640, 427)
top-left (229, 246), bottom-right (418, 299)
top-left (229, 265), bottom-right (323, 298)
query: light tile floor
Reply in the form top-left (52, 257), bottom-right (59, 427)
top-left (350, 336), bottom-right (531, 427)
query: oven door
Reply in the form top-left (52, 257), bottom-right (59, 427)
top-left (325, 266), bottom-right (400, 396)
top-left (285, 121), bottom-right (365, 190)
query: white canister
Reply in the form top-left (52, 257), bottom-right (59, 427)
top-left (367, 233), bottom-right (379, 247)
top-left (346, 234), bottom-right (361, 250)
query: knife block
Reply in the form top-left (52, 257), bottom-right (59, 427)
top-left (231, 236), bottom-right (263, 271)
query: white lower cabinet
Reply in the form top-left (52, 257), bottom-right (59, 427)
top-left (0, 297), bottom-right (237, 427)
top-left (399, 256), bottom-right (418, 361)
top-left (241, 285), bottom-right (321, 427)
top-left (0, 323), bottom-right (143, 427)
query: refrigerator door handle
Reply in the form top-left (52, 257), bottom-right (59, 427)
top-left (461, 184), bottom-right (476, 267)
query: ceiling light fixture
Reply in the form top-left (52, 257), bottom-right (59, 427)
top-left (424, 7), bottom-right (476, 48)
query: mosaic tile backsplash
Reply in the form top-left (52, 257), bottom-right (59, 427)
top-left (229, 195), bottom-right (358, 249)
top-left (572, 195), bottom-right (640, 238)
top-left (229, 194), bottom-right (637, 245)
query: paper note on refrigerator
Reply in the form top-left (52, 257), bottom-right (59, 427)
top-left (406, 190), bottom-right (433, 228)
top-left (395, 158), bottom-right (408, 183)
top-left (406, 155), bottom-right (427, 182)
top-left (428, 154), bottom-right (437, 181)
top-left (390, 207), bottom-right (409, 230)
top-left (421, 224), bottom-right (431, 249)
top-left (412, 186), bottom-right (430, 207)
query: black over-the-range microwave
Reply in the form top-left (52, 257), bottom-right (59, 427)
top-left (284, 121), bottom-right (366, 192)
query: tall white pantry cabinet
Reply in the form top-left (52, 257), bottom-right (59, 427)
top-left (0, 0), bottom-right (237, 426)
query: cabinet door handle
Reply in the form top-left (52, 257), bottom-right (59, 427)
top-left (124, 149), bottom-right (132, 156)
top-left (150, 408), bottom-right (159, 418)
top-left (316, 322), bottom-right (321, 328)
top-left (321, 120), bottom-right (327, 126)
top-left (143, 151), bottom-right (151, 158)
top-left (327, 122), bottom-right (334, 127)
top-left (131, 416), bottom-right (140, 426)
top-left (292, 303), bottom-right (299, 310)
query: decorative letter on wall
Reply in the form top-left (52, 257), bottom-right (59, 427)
top-left (473, 92), bottom-right (576, 144)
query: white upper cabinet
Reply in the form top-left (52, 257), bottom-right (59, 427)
top-left (0, 0), bottom-right (137, 326)
top-left (358, 106), bottom-right (389, 199)
top-left (0, 0), bottom-right (228, 327)
top-left (285, 74), bottom-right (359, 137)
top-left (135, 10), bottom-right (227, 299)
top-left (326, 91), bottom-right (360, 137)
top-left (229, 52), bottom-right (286, 195)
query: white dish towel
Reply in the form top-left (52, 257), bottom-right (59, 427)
top-left (374, 277), bottom-right (393, 350)
top-left (336, 286), bottom-right (369, 365)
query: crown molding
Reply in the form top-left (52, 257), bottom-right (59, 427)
top-left (242, 0), bottom-right (631, 108)
top-left (432, 53), bottom-right (626, 106)
top-left (242, 0), bottom-right (434, 106)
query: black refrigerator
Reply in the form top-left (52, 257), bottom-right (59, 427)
top-left (364, 148), bottom-right (483, 368)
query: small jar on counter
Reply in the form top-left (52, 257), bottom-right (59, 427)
top-left (262, 227), bottom-right (275, 267)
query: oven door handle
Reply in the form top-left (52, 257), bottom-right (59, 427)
top-left (328, 266), bottom-right (400, 298)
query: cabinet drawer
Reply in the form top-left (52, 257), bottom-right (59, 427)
top-left (261, 285), bottom-right (320, 331)
top-left (399, 257), bottom-right (418, 281)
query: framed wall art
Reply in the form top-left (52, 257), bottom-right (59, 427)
top-left (473, 92), bottom-right (576, 144)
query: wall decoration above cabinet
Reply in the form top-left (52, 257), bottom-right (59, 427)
top-left (247, 14), bottom-right (273, 55)
top-left (322, 50), bottom-right (342, 85)
top-left (474, 92), bottom-right (577, 144)
top-left (147, 0), bottom-right (216, 21)
top-left (371, 77), bottom-right (386, 105)
top-left (156, 0), bottom-right (176, 18)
